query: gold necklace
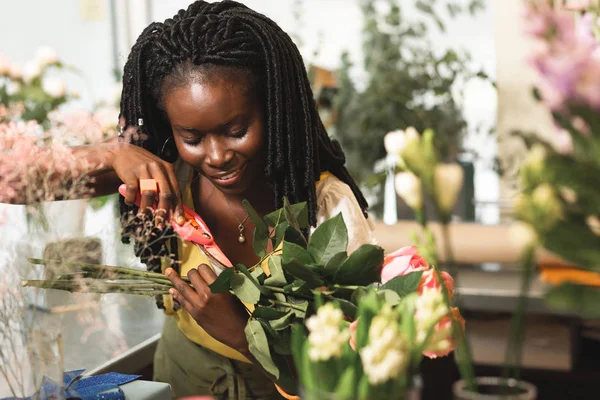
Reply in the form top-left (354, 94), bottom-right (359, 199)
top-left (222, 193), bottom-right (250, 243)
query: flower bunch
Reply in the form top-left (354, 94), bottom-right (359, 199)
top-left (385, 127), bottom-right (464, 224)
top-left (510, 2), bottom-right (600, 320)
top-left (0, 120), bottom-right (95, 206)
top-left (0, 46), bottom-right (75, 125)
top-left (293, 257), bottom-right (460, 400)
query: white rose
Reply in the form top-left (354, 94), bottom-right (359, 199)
top-left (22, 60), bottom-right (42, 83)
top-left (395, 172), bottom-right (422, 211)
top-left (42, 77), bottom-right (66, 98)
top-left (8, 64), bottom-right (22, 79)
top-left (433, 163), bottom-right (464, 216)
top-left (35, 46), bottom-right (58, 66)
top-left (586, 215), bottom-right (600, 235)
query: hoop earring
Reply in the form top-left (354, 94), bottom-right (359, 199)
top-left (161, 136), bottom-right (173, 158)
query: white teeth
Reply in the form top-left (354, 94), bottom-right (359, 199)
top-left (217, 170), bottom-right (240, 180)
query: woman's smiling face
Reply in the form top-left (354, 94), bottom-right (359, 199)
top-left (162, 72), bottom-right (265, 196)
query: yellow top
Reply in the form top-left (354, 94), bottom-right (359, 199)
top-left (162, 172), bottom-right (335, 363)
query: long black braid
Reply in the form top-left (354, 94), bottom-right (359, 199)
top-left (118, 1), bottom-right (368, 294)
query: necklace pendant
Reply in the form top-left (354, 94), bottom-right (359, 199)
top-left (238, 233), bottom-right (246, 243)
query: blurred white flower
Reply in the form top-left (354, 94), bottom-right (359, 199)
top-left (508, 221), bottom-right (538, 250)
top-left (0, 54), bottom-right (9, 76)
top-left (395, 172), bottom-right (422, 211)
top-left (35, 46), bottom-right (58, 66)
top-left (433, 163), bottom-right (464, 215)
top-left (306, 303), bottom-right (349, 362)
top-left (384, 127), bottom-right (419, 156)
top-left (359, 308), bottom-right (407, 385)
top-left (93, 106), bottom-right (119, 134)
top-left (8, 64), bottom-right (22, 80)
top-left (22, 60), bottom-right (42, 83)
top-left (42, 77), bottom-right (66, 98)
top-left (558, 186), bottom-right (578, 204)
top-left (415, 287), bottom-right (448, 339)
top-left (586, 215), bottom-right (600, 235)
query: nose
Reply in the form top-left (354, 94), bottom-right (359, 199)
top-left (204, 135), bottom-right (234, 169)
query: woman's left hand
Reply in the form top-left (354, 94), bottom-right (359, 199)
top-left (165, 265), bottom-right (251, 356)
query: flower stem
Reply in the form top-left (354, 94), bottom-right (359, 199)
top-left (439, 223), bottom-right (476, 393)
top-left (502, 246), bottom-right (535, 381)
top-left (268, 299), bottom-right (306, 312)
top-left (20, 279), bottom-right (171, 296)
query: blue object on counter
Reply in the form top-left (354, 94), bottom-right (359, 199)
top-left (1, 370), bottom-right (141, 400)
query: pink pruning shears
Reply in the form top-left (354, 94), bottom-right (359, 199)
top-left (118, 184), bottom-right (233, 274)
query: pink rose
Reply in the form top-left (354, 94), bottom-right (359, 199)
top-left (418, 269), bottom-right (455, 300)
top-left (423, 307), bottom-right (466, 359)
top-left (380, 246), bottom-right (429, 284)
top-left (349, 319), bottom-right (358, 350)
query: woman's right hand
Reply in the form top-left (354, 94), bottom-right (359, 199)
top-left (109, 142), bottom-right (185, 227)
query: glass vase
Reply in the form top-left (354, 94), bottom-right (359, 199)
top-left (453, 377), bottom-right (537, 400)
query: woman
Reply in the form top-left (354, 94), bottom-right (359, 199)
top-left (34, 1), bottom-right (376, 398)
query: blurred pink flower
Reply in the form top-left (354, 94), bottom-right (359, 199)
top-left (418, 268), bottom-right (455, 301)
top-left (423, 307), bottom-right (466, 359)
top-left (349, 319), bottom-right (358, 350)
top-left (380, 245), bottom-right (429, 284)
top-left (526, 5), bottom-right (600, 111)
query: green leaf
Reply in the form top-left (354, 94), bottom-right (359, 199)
top-left (284, 197), bottom-right (302, 231)
top-left (357, 375), bottom-right (371, 400)
top-left (208, 268), bottom-right (234, 294)
top-left (287, 297), bottom-right (309, 318)
top-left (282, 241), bottom-right (314, 264)
top-left (544, 283), bottom-right (600, 319)
top-left (324, 251), bottom-right (348, 275)
top-left (243, 200), bottom-right (270, 258)
top-left (274, 222), bottom-right (306, 248)
top-left (334, 366), bottom-right (356, 399)
top-left (376, 289), bottom-right (401, 306)
top-left (237, 264), bottom-right (272, 297)
top-left (253, 307), bottom-right (289, 320)
top-left (270, 310), bottom-right (296, 331)
top-left (284, 259), bottom-right (325, 288)
top-left (308, 213), bottom-right (348, 265)
top-left (231, 272), bottom-right (261, 304)
top-left (380, 271), bottom-right (424, 298)
top-left (265, 256), bottom-right (288, 286)
top-left (334, 245), bottom-right (384, 285)
top-left (245, 320), bottom-right (279, 379)
top-left (272, 329), bottom-right (293, 355)
top-left (336, 298), bottom-right (358, 319)
top-left (265, 201), bottom-right (309, 229)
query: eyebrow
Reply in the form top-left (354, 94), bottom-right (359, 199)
top-left (174, 114), bottom-right (247, 134)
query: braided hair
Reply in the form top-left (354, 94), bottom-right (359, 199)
top-left (119, 0), bottom-right (368, 278)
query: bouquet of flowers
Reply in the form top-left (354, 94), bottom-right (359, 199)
top-left (510, 1), bottom-right (600, 319)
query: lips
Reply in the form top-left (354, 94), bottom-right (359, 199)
top-left (209, 164), bottom-right (246, 187)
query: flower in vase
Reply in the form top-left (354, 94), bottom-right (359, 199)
top-left (42, 77), bottom-right (66, 98)
top-left (35, 46), bottom-right (58, 67)
top-left (433, 163), bottom-right (464, 216)
top-left (360, 306), bottom-right (407, 385)
top-left (306, 303), bottom-right (349, 362)
top-left (22, 60), bottom-right (42, 84)
top-left (380, 245), bottom-right (429, 284)
top-left (395, 172), bottom-right (423, 211)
